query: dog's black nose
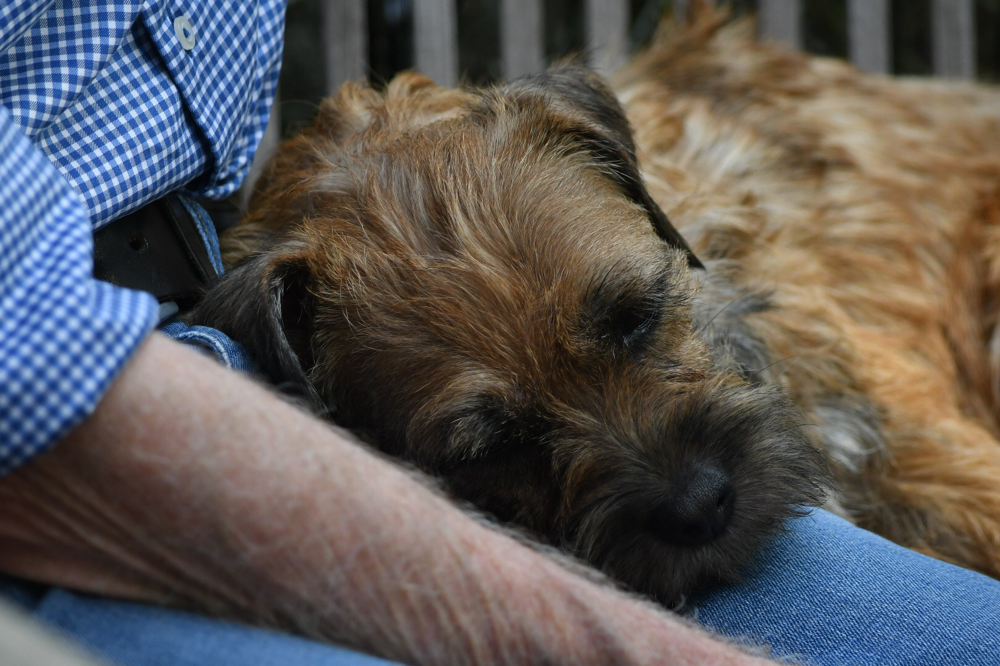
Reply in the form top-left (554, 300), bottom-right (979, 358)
top-left (647, 465), bottom-right (734, 547)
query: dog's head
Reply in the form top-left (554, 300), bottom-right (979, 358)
top-left (193, 67), bottom-right (826, 604)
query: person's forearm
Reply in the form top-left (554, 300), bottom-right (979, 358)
top-left (0, 334), bottom-right (772, 665)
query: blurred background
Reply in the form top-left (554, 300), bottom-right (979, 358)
top-left (275, 0), bottom-right (1000, 140)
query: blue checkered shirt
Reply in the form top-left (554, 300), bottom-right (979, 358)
top-left (0, 0), bottom-right (284, 475)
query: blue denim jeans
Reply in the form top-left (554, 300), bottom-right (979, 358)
top-left (3, 509), bottom-right (1000, 665)
top-left (159, 320), bottom-right (258, 374)
top-left (689, 509), bottom-right (1000, 664)
top-left (0, 580), bottom-right (397, 665)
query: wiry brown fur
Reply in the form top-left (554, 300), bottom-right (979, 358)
top-left (193, 6), bottom-right (1000, 600)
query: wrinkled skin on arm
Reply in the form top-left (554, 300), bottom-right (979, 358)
top-left (0, 334), bottom-right (776, 666)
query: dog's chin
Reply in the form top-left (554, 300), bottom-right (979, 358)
top-left (565, 444), bottom-right (826, 602)
top-left (571, 499), bottom-right (812, 606)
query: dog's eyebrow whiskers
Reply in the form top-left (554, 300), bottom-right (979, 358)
top-left (696, 296), bottom-right (740, 334)
top-left (771, 422), bottom-right (821, 440)
top-left (748, 355), bottom-right (800, 382)
top-left (764, 355), bottom-right (804, 384)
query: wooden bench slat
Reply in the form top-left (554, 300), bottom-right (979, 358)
top-left (322, 0), bottom-right (368, 95)
top-left (758, 0), bottom-right (802, 49)
top-left (932, 0), bottom-right (976, 79)
top-left (848, 0), bottom-right (891, 74)
top-left (586, 0), bottom-right (629, 77)
top-left (673, 0), bottom-right (718, 22)
top-left (414, 0), bottom-right (459, 87)
top-left (501, 0), bottom-right (545, 79)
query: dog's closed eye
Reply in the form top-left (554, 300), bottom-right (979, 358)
top-left (587, 268), bottom-right (683, 356)
top-left (608, 297), bottom-right (661, 351)
top-left (444, 396), bottom-right (549, 462)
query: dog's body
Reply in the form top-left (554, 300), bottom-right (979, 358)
top-left (192, 11), bottom-right (1000, 602)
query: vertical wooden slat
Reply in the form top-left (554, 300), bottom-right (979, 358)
top-left (414, 0), bottom-right (459, 87)
top-left (240, 92), bottom-right (281, 208)
top-left (848, 0), bottom-right (890, 73)
top-left (501, 0), bottom-right (545, 78)
top-left (932, 0), bottom-right (976, 79)
top-left (586, 0), bottom-right (629, 76)
top-left (674, 0), bottom-right (715, 22)
top-left (322, 0), bottom-right (368, 95)
top-left (758, 0), bottom-right (802, 49)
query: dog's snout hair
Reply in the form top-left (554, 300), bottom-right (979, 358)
top-left (193, 6), bottom-right (1000, 604)
top-left (550, 377), bottom-right (824, 602)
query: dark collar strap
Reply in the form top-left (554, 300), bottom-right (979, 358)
top-left (93, 195), bottom-right (220, 311)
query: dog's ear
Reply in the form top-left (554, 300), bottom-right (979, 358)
top-left (189, 243), bottom-right (325, 411)
top-left (503, 66), bottom-right (703, 269)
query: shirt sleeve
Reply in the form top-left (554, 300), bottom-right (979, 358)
top-left (140, 0), bottom-right (285, 201)
top-left (0, 106), bottom-right (159, 476)
top-left (0, 0), bottom-right (55, 53)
